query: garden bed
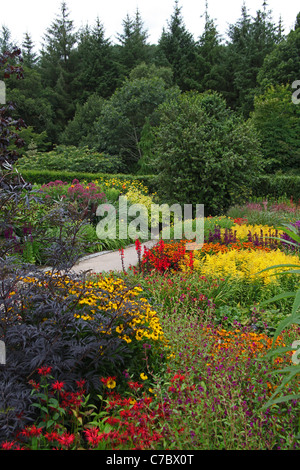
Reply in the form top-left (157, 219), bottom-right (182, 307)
top-left (0, 179), bottom-right (299, 450)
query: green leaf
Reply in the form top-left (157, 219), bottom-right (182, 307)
top-left (46, 419), bottom-right (55, 429)
top-left (259, 291), bottom-right (296, 306)
top-left (264, 393), bottom-right (300, 408)
top-left (291, 288), bottom-right (300, 318)
top-left (48, 397), bottom-right (60, 408)
top-left (271, 315), bottom-right (300, 347)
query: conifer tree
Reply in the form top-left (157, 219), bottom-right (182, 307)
top-left (116, 9), bottom-right (151, 77)
top-left (74, 18), bottom-right (119, 102)
top-left (22, 33), bottom-right (38, 68)
top-left (0, 26), bottom-right (15, 54)
top-left (226, 1), bottom-right (280, 116)
top-left (158, 0), bottom-right (201, 91)
top-left (39, 1), bottom-right (77, 142)
top-left (196, 1), bottom-right (225, 92)
top-left (257, 15), bottom-right (300, 91)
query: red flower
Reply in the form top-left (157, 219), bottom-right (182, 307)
top-left (100, 376), bottom-right (116, 389)
top-left (37, 366), bottom-right (52, 376)
top-left (135, 238), bottom-right (142, 251)
top-left (171, 374), bottom-right (185, 383)
top-left (84, 427), bottom-right (106, 447)
top-left (21, 425), bottom-right (43, 437)
top-left (234, 217), bottom-right (248, 225)
top-left (60, 390), bottom-right (83, 410)
top-left (1, 441), bottom-right (16, 450)
top-left (76, 379), bottom-right (86, 391)
top-left (44, 430), bottom-right (60, 442)
top-left (52, 380), bottom-right (65, 392)
top-left (28, 379), bottom-right (40, 390)
top-left (106, 417), bottom-right (120, 425)
top-left (128, 381), bottom-right (143, 391)
top-left (120, 409), bottom-right (133, 418)
top-left (57, 432), bottom-right (75, 448)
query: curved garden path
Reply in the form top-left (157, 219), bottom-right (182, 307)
top-left (71, 240), bottom-right (157, 274)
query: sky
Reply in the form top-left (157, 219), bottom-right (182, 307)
top-left (1, 0), bottom-right (299, 51)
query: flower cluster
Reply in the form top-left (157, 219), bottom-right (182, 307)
top-left (203, 326), bottom-right (287, 363)
top-left (198, 241), bottom-right (272, 256)
top-left (206, 224), bottom-right (283, 249)
top-left (192, 248), bottom-right (300, 285)
top-left (136, 239), bottom-right (193, 274)
top-left (99, 392), bottom-right (167, 450)
top-left (40, 179), bottom-right (106, 223)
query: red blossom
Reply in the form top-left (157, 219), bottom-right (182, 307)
top-left (21, 425), bottom-right (43, 437)
top-left (1, 441), bottom-right (17, 450)
top-left (106, 417), bottom-right (120, 425)
top-left (44, 431), bottom-right (60, 442)
top-left (28, 379), bottom-right (40, 390)
top-left (37, 366), bottom-right (52, 376)
top-left (52, 380), bottom-right (65, 392)
top-left (76, 378), bottom-right (86, 392)
top-left (84, 427), bottom-right (106, 447)
top-left (128, 381), bottom-right (143, 391)
top-left (56, 432), bottom-right (75, 448)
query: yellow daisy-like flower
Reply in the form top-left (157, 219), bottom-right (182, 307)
top-left (140, 373), bottom-right (148, 381)
top-left (116, 324), bottom-right (124, 334)
top-left (106, 378), bottom-right (116, 389)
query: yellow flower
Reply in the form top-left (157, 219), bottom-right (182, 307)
top-left (116, 324), bottom-right (124, 334)
top-left (193, 249), bottom-right (300, 285)
top-left (140, 373), bottom-right (148, 381)
top-left (106, 378), bottom-right (116, 389)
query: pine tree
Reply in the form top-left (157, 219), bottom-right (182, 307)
top-left (39, 2), bottom-right (77, 142)
top-left (196, 1), bottom-right (225, 92)
top-left (226, 1), bottom-right (280, 116)
top-left (257, 14), bottom-right (300, 91)
top-left (295, 12), bottom-right (300, 30)
top-left (22, 33), bottom-right (38, 68)
top-left (74, 18), bottom-right (119, 102)
top-left (40, 1), bottom-right (77, 87)
top-left (158, 0), bottom-right (201, 92)
top-left (0, 26), bottom-right (15, 53)
top-left (116, 9), bottom-right (151, 76)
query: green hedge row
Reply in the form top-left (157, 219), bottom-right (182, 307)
top-left (16, 145), bottom-right (126, 174)
top-left (252, 174), bottom-right (300, 201)
top-left (19, 169), bottom-right (300, 202)
top-left (19, 169), bottom-right (158, 194)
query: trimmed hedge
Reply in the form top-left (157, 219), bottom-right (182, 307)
top-left (19, 169), bottom-right (158, 194)
top-left (252, 174), bottom-right (300, 201)
top-left (19, 170), bottom-right (300, 203)
top-left (16, 145), bottom-right (126, 174)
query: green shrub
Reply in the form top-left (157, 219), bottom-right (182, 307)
top-left (153, 91), bottom-right (263, 216)
top-left (252, 174), bottom-right (300, 201)
top-left (16, 145), bottom-right (125, 174)
top-left (250, 84), bottom-right (300, 173)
